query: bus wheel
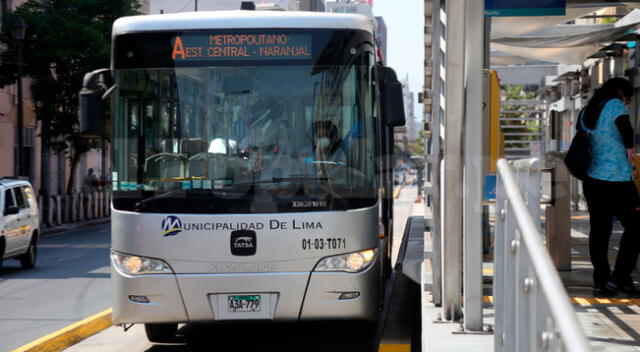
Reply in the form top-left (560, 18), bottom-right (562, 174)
top-left (145, 323), bottom-right (178, 343)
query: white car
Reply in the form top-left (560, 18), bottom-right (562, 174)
top-left (0, 178), bottom-right (39, 269)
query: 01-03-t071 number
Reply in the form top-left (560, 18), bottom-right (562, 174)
top-left (301, 238), bottom-right (346, 250)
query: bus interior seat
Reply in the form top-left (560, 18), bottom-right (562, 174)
top-left (145, 153), bottom-right (187, 179)
top-left (187, 153), bottom-right (230, 179)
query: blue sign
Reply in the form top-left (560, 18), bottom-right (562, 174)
top-left (484, 174), bottom-right (497, 202)
top-left (485, 0), bottom-right (565, 17)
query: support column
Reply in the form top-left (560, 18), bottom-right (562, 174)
top-left (427, 0), bottom-right (443, 306)
top-left (463, 0), bottom-right (485, 331)
top-left (442, 0), bottom-right (465, 322)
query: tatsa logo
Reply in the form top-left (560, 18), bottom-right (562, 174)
top-left (162, 216), bottom-right (183, 237)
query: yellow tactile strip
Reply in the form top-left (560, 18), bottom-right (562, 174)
top-left (482, 295), bottom-right (640, 306)
top-left (571, 297), bottom-right (640, 306)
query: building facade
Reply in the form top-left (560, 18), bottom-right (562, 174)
top-left (0, 0), bottom-right (150, 197)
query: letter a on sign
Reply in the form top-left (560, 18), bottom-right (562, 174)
top-left (172, 37), bottom-right (186, 59)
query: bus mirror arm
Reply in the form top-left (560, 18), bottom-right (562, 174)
top-left (378, 66), bottom-right (406, 127)
top-left (102, 84), bottom-right (117, 100)
top-left (79, 68), bottom-right (113, 138)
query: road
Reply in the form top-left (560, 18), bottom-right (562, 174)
top-left (0, 224), bottom-right (111, 352)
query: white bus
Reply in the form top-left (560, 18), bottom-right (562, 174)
top-left (81, 7), bottom-right (405, 343)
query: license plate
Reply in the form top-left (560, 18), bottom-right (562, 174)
top-left (227, 295), bottom-right (261, 312)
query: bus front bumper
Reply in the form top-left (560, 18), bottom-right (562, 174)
top-left (111, 258), bottom-right (379, 325)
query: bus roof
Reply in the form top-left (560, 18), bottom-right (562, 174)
top-left (113, 11), bottom-right (374, 37)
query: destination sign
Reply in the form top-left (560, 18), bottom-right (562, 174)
top-left (171, 33), bottom-right (312, 61)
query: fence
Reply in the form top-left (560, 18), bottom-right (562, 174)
top-left (37, 191), bottom-right (111, 228)
top-left (494, 158), bottom-right (589, 352)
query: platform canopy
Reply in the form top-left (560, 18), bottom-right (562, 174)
top-left (491, 6), bottom-right (640, 64)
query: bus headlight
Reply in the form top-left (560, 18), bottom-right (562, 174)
top-left (111, 251), bottom-right (173, 276)
top-left (314, 249), bottom-right (377, 273)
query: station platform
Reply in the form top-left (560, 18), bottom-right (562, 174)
top-left (417, 207), bottom-right (640, 352)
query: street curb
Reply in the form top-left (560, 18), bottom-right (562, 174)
top-left (41, 218), bottom-right (110, 237)
top-left (11, 309), bottom-right (112, 352)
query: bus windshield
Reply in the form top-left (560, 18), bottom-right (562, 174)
top-left (111, 31), bottom-right (377, 213)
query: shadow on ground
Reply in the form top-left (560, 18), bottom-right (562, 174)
top-left (144, 321), bottom-right (377, 352)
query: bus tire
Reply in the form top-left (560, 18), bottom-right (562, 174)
top-left (145, 323), bottom-right (178, 343)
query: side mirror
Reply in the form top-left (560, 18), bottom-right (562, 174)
top-left (5, 205), bottom-right (19, 215)
top-left (80, 68), bottom-right (113, 137)
top-left (80, 87), bottom-right (102, 137)
top-left (378, 66), bottom-right (406, 127)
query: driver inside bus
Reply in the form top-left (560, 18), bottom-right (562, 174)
top-left (302, 120), bottom-right (347, 166)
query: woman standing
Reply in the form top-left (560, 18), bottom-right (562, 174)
top-left (581, 77), bottom-right (640, 297)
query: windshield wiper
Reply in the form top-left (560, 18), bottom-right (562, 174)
top-left (271, 175), bottom-right (328, 183)
top-left (230, 175), bottom-right (344, 201)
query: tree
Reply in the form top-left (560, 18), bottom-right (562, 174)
top-left (0, 0), bottom-right (140, 195)
top-left (409, 129), bottom-right (425, 156)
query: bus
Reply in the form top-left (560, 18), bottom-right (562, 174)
top-left (80, 8), bottom-right (405, 343)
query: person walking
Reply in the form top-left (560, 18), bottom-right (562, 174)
top-left (581, 77), bottom-right (640, 297)
top-left (82, 168), bottom-right (99, 195)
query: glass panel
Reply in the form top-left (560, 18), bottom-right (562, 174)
top-left (14, 188), bottom-right (28, 209)
top-left (113, 60), bottom-right (375, 213)
top-left (112, 29), bottom-right (377, 213)
top-left (4, 190), bottom-right (15, 211)
top-left (21, 186), bottom-right (35, 207)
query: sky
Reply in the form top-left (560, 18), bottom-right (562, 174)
top-left (149, 0), bottom-right (425, 118)
top-left (372, 0), bottom-right (424, 119)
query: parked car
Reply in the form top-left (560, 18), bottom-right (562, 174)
top-left (0, 178), bottom-right (39, 269)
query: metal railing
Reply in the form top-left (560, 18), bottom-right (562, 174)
top-left (37, 191), bottom-right (111, 228)
top-left (494, 158), bottom-right (589, 352)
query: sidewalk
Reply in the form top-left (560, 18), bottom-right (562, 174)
top-left (40, 217), bottom-right (110, 236)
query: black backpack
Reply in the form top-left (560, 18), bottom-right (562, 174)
top-left (564, 109), bottom-right (591, 180)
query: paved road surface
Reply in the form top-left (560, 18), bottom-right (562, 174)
top-left (0, 224), bottom-right (111, 351)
